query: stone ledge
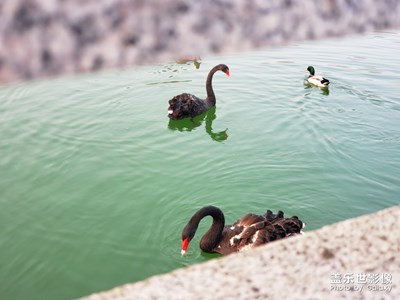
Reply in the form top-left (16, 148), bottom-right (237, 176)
top-left (83, 206), bottom-right (399, 300)
top-left (1, 0), bottom-right (400, 84)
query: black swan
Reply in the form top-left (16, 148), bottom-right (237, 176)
top-left (181, 206), bottom-right (304, 255)
top-left (168, 64), bottom-right (230, 120)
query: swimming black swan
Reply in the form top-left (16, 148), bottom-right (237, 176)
top-left (181, 206), bottom-right (304, 255)
top-left (168, 64), bottom-right (230, 120)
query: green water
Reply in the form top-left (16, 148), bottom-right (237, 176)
top-left (1, 31), bottom-right (399, 299)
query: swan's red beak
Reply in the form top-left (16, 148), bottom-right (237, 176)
top-left (181, 238), bottom-right (190, 256)
top-left (225, 69), bottom-right (230, 77)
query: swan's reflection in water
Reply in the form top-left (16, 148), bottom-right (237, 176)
top-left (168, 107), bottom-right (228, 142)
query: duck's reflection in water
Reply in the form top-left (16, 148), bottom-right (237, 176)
top-left (168, 107), bottom-right (228, 142)
top-left (304, 82), bottom-right (330, 96)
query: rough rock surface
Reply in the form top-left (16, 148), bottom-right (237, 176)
top-left (1, 0), bottom-right (400, 84)
top-left (83, 206), bottom-right (399, 300)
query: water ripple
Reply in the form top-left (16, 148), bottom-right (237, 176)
top-left (1, 30), bottom-right (400, 300)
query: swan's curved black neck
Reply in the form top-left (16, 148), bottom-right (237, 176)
top-left (205, 65), bottom-right (225, 105)
top-left (184, 206), bottom-right (225, 253)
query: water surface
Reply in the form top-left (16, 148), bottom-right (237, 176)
top-left (0, 31), bottom-right (399, 299)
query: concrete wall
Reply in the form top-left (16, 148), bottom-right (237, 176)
top-left (1, 0), bottom-right (400, 84)
top-left (83, 206), bottom-right (399, 300)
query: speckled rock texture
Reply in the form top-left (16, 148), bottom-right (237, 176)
top-left (83, 206), bottom-right (399, 300)
top-left (1, 0), bottom-right (400, 84)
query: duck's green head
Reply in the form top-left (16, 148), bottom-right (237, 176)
top-left (307, 66), bottom-right (315, 76)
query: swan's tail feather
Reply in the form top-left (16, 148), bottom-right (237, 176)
top-left (263, 210), bottom-right (304, 237)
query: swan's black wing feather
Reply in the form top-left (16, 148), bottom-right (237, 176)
top-left (168, 93), bottom-right (209, 120)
